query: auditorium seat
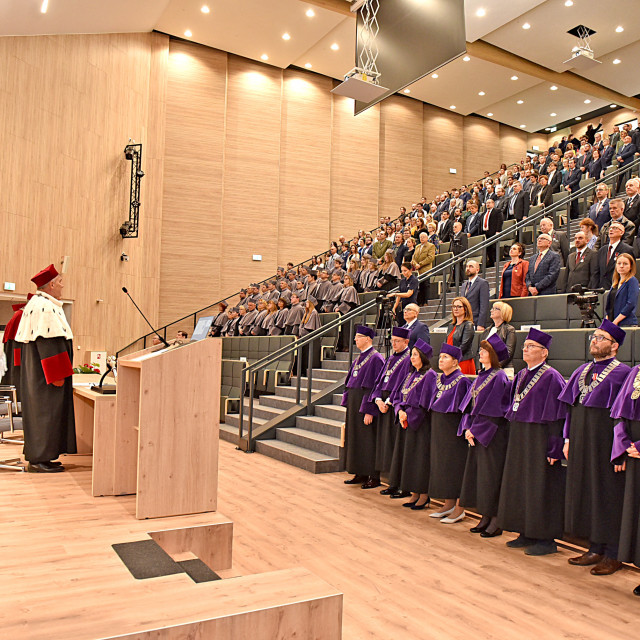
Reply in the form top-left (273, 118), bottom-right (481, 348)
top-left (535, 294), bottom-right (568, 329)
top-left (220, 360), bottom-right (243, 422)
top-left (503, 296), bottom-right (535, 329)
top-left (320, 312), bottom-right (340, 361)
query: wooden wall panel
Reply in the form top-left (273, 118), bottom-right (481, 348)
top-left (330, 94), bottom-right (380, 239)
top-left (160, 40), bottom-right (227, 326)
top-left (423, 104), bottom-right (464, 196)
top-left (499, 125), bottom-right (529, 167)
top-left (463, 117), bottom-right (500, 185)
top-left (0, 32), bottom-right (167, 356)
top-left (379, 96), bottom-right (423, 215)
top-left (527, 133), bottom-right (549, 153)
top-left (278, 69), bottom-right (333, 265)
top-left (221, 56), bottom-right (283, 294)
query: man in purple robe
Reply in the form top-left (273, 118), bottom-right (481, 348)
top-left (560, 320), bottom-right (631, 575)
top-left (368, 326), bottom-right (413, 495)
top-left (498, 328), bottom-right (568, 556)
top-left (342, 325), bottom-right (385, 488)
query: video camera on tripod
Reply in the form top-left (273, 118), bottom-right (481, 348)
top-left (566, 284), bottom-right (605, 328)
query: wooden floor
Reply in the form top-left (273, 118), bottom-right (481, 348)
top-left (1, 439), bottom-right (638, 639)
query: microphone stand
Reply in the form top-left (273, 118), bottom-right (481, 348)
top-left (91, 362), bottom-right (116, 395)
top-left (122, 287), bottom-right (170, 348)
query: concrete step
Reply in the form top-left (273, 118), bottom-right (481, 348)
top-left (322, 359), bottom-right (349, 371)
top-left (334, 351), bottom-right (355, 361)
top-left (275, 384), bottom-right (323, 399)
top-left (310, 368), bottom-right (345, 381)
top-left (224, 414), bottom-right (268, 430)
top-left (219, 423), bottom-right (239, 444)
top-left (313, 403), bottom-right (346, 423)
top-left (291, 376), bottom-right (337, 390)
top-left (333, 393), bottom-right (344, 405)
top-left (296, 414), bottom-right (343, 439)
top-left (255, 439), bottom-right (341, 474)
top-left (276, 426), bottom-right (342, 458)
top-left (237, 400), bottom-right (283, 421)
top-left (258, 394), bottom-right (298, 411)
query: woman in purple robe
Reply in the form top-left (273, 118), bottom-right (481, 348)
top-left (387, 339), bottom-right (437, 510)
top-left (458, 334), bottom-right (511, 537)
top-left (428, 343), bottom-right (472, 523)
top-left (610, 365), bottom-right (640, 596)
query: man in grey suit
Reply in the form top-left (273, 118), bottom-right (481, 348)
top-left (540, 217), bottom-right (569, 266)
top-left (525, 233), bottom-right (562, 296)
top-left (461, 260), bottom-right (490, 330)
top-left (565, 232), bottom-right (596, 292)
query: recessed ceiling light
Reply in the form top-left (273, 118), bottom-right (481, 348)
top-left (431, 73), bottom-right (438, 79)
top-left (331, 43), bottom-right (339, 51)
top-left (564, 0), bottom-right (573, 6)
top-left (522, 23), bottom-right (531, 30)
top-left (184, 29), bottom-right (192, 38)
top-left (520, 125), bottom-right (526, 128)
top-left (282, 33), bottom-right (291, 41)
top-left (478, 91), bottom-right (485, 96)
top-left (201, 5), bottom-right (210, 13)
top-left (305, 62), bottom-right (312, 69)
top-left (40, 0), bottom-right (48, 13)
top-left (616, 26), bottom-right (624, 33)
top-left (306, 8), bottom-right (315, 17)
top-left (476, 8), bottom-right (486, 17)
top-left (404, 89), bottom-right (411, 94)
top-left (511, 75), bottom-right (519, 80)
top-left (610, 104), bottom-right (617, 108)
top-left (261, 54), bottom-right (269, 61)
top-left (487, 112), bottom-right (493, 117)
top-left (450, 105), bottom-right (456, 110)
top-left (575, 116), bottom-right (581, 121)
top-left (545, 127), bottom-right (551, 131)
top-left (584, 99), bottom-right (591, 104)
top-left (613, 58), bottom-right (621, 64)
top-left (517, 100), bottom-right (524, 104)
top-left (463, 55), bottom-right (471, 62)
top-left (550, 85), bottom-right (558, 90)
top-left (550, 112), bottom-right (557, 117)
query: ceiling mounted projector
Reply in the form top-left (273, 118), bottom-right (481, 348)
top-left (563, 24), bottom-right (602, 70)
top-left (331, 69), bottom-right (388, 102)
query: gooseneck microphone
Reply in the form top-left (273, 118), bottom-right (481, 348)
top-left (122, 287), bottom-right (170, 348)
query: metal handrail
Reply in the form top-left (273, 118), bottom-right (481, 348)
top-left (237, 156), bottom-right (640, 452)
top-left (115, 163), bottom-right (525, 358)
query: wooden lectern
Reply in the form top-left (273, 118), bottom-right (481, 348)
top-left (116, 339), bottom-right (221, 519)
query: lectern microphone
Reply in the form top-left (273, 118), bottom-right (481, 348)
top-left (122, 287), bottom-right (170, 348)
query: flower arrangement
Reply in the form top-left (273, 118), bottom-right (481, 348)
top-left (73, 362), bottom-right (101, 374)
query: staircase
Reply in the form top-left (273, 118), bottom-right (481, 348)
top-left (220, 353), bottom-right (349, 473)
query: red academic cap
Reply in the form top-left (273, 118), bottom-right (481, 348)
top-left (31, 264), bottom-right (59, 288)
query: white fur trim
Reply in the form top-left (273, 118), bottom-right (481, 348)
top-left (15, 292), bottom-right (73, 343)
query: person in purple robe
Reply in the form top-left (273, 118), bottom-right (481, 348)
top-left (497, 328), bottom-right (568, 556)
top-left (342, 325), bottom-right (385, 488)
top-left (560, 319), bottom-right (631, 576)
top-left (387, 339), bottom-right (437, 510)
top-left (368, 327), bottom-right (413, 497)
top-left (428, 343), bottom-right (472, 523)
top-left (458, 334), bottom-right (511, 537)
top-left (610, 365), bottom-right (640, 596)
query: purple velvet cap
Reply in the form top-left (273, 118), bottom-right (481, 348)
top-left (356, 324), bottom-right (375, 339)
top-left (526, 327), bottom-right (552, 350)
top-left (413, 338), bottom-right (433, 360)
top-left (487, 333), bottom-right (509, 363)
top-left (599, 319), bottom-right (626, 346)
top-left (440, 342), bottom-right (462, 361)
top-left (392, 327), bottom-right (411, 339)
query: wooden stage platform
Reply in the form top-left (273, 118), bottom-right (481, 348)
top-left (0, 439), bottom-right (638, 639)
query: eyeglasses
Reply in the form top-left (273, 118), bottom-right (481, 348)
top-left (589, 334), bottom-right (614, 343)
top-left (451, 304), bottom-right (464, 309)
top-left (522, 343), bottom-right (544, 350)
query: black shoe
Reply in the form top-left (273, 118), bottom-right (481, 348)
top-left (470, 523), bottom-right (489, 534)
top-left (361, 477), bottom-right (381, 489)
top-left (28, 462), bottom-right (64, 473)
top-left (633, 584), bottom-right (640, 597)
top-left (411, 498), bottom-right (431, 511)
top-left (344, 475), bottom-right (367, 485)
top-left (480, 528), bottom-right (503, 538)
top-left (49, 461), bottom-right (63, 467)
top-left (390, 490), bottom-right (411, 499)
top-left (380, 486), bottom-right (397, 495)
top-left (402, 500), bottom-right (418, 508)
top-left (506, 534), bottom-right (535, 549)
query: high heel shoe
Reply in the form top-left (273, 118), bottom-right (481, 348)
top-left (470, 522), bottom-right (489, 534)
top-left (480, 528), bottom-right (503, 538)
top-left (411, 498), bottom-right (431, 511)
top-left (402, 500), bottom-right (418, 508)
top-left (429, 506), bottom-right (455, 518)
top-left (441, 511), bottom-right (466, 524)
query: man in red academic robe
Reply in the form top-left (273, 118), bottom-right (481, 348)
top-left (16, 264), bottom-right (76, 473)
top-left (1, 295), bottom-right (33, 399)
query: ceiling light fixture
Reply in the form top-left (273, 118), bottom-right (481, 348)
top-left (450, 105), bottom-right (456, 110)
top-left (41, 0), bottom-right (49, 12)
top-left (476, 8), bottom-right (486, 17)
top-left (517, 100), bottom-right (524, 104)
top-left (306, 8), bottom-right (315, 17)
top-left (184, 29), bottom-right (192, 38)
top-left (463, 55), bottom-right (471, 62)
top-left (610, 104), bottom-right (617, 108)
top-left (613, 58), bottom-right (621, 64)
top-left (520, 125), bottom-right (526, 128)
top-left (330, 43), bottom-right (339, 51)
top-left (575, 116), bottom-right (581, 120)
top-left (616, 26), bottom-right (624, 33)
top-left (487, 112), bottom-right (493, 117)
top-left (282, 33), bottom-right (291, 40)
top-left (261, 54), bottom-right (269, 61)
top-left (584, 99), bottom-right (591, 104)
top-left (545, 127), bottom-right (551, 131)
top-left (404, 89), bottom-right (411, 94)
top-left (550, 85), bottom-right (558, 90)
top-left (478, 91), bottom-right (485, 96)
top-left (522, 23), bottom-right (531, 30)
top-left (431, 73), bottom-right (438, 79)
top-left (564, 0), bottom-right (573, 6)
top-left (305, 62), bottom-right (312, 69)
top-left (201, 5), bottom-right (210, 13)
top-left (511, 75), bottom-right (519, 80)
top-left (550, 112), bottom-right (557, 116)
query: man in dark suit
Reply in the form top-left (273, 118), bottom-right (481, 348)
top-left (461, 260), bottom-right (490, 330)
top-left (450, 220), bottom-right (468, 284)
top-left (401, 303), bottom-right (430, 350)
top-left (624, 179), bottom-right (640, 226)
top-left (588, 183), bottom-right (611, 231)
top-left (565, 232), bottom-right (596, 292)
top-left (492, 185), bottom-right (508, 216)
top-left (539, 217), bottom-right (569, 266)
top-left (528, 173), bottom-right (542, 206)
top-left (562, 158), bottom-right (582, 220)
top-left (525, 233), bottom-right (562, 296)
top-left (590, 222), bottom-right (634, 289)
top-left (508, 180), bottom-right (530, 221)
top-left (616, 135), bottom-right (637, 192)
top-left (599, 198), bottom-right (636, 246)
top-left (480, 198), bottom-right (503, 267)
top-left (546, 162), bottom-right (562, 194)
top-left (600, 140), bottom-right (615, 169)
top-left (464, 202), bottom-right (481, 236)
top-left (437, 211), bottom-right (454, 243)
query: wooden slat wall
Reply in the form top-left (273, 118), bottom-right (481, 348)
top-left (329, 93), bottom-right (380, 240)
top-left (499, 125), bottom-right (529, 167)
top-left (423, 104), bottom-right (464, 196)
top-left (463, 116), bottom-right (501, 185)
top-left (0, 32), bottom-right (167, 356)
top-left (378, 96), bottom-right (423, 216)
top-left (278, 69), bottom-right (333, 265)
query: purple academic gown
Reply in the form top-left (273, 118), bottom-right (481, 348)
top-left (341, 348), bottom-right (385, 477)
top-left (368, 348), bottom-right (413, 475)
top-left (610, 365), bottom-right (640, 566)
top-left (498, 364), bottom-right (568, 541)
top-left (428, 370), bottom-right (472, 499)
top-left (458, 368), bottom-right (511, 516)
top-left (388, 368), bottom-right (437, 494)
top-left (559, 357), bottom-right (631, 550)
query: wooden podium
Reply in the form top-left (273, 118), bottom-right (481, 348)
top-left (116, 339), bottom-right (221, 519)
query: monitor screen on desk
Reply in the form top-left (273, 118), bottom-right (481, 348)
top-left (191, 316), bottom-right (214, 342)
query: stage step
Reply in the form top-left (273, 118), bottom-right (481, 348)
top-left (255, 439), bottom-right (341, 474)
top-left (275, 427), bottom-right (342, 458)
top-left (295, 414), bottom-right (343, 439)
top-left (312, 403), bottom-right (346, 423)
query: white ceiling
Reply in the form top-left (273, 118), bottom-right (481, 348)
top-left (1, 0), bottom-right (638, 133)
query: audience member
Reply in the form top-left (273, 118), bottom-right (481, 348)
top-left (591, 222), bottom-right (634, 290)
top-left (461, 260), bottom-right (490, 330)
top-left (499, 242), bottom-right (529, 298)
top-left (525, 233), bottom-right (561, 296)
top-left (566, 231), bottom-right (597, 293)
top-left (446, 297), bottom-right (476, 375)
top-left (599, 198), bottom-right (635, 246)
top-left (606, 253), bottom-right (639, 326)
top-left (539, 217), bottom-right (569, 267)
top-left (478, 301), bottom-right (516, 368)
